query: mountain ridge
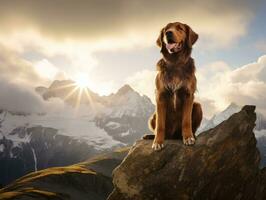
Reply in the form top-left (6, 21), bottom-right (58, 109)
top-left (0, 80), bottom-right (154, 186)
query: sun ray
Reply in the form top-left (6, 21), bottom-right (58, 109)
top-left (84, 87), bottom-right (96, 112)
top-left (74, 75), bottom-right (90, 89)
top-left (63, 86), bottom-right (79, 101)
top-left (74, 87), bottom-right (83, 112)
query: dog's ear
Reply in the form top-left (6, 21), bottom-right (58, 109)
top-left (156, 28), bottom-right (165, 48)
top-left (185, 24), bottom-right (198, 48)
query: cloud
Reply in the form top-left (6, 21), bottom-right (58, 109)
top-left (126, 70), bottom-right (156, 102)
top-left (126, 69), bottom-right (218, 118)
top-left (197, 55), bottom-right (266, 115)
top-left (0, 0), bottom-right (260, 50)
top-left (0, 77), bottom-right (65, 114)
top-left (0, 44), bottom-right (45, 86)
top-left (127, 55), bottom-right (266, 118)
top-left (0, 0), bottom-right (261, 93)
top-left (195, 97), bottom-right (218, 119)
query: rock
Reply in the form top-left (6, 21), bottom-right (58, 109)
top-left (0, 148), bottom-right (129, 200)
top-left (108, 105), bottom-right (266, 200)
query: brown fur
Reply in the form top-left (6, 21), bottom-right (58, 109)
top-left (143, 22), bottom-right (202, 146)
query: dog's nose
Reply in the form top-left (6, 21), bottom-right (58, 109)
top-left (165, 31), bottom-right (173, 38)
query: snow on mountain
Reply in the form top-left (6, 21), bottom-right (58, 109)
top-left (1, 80), bottom-right (155, 151)
top-left (94, 84), bottom-right (154, 144)
top-left (199, 102), bottom-right (266, 133)
top-left (101, 84), bottom-right (154, 118)
top-left (0, 80), bottom-right (155, 186)
top-left (0, 110), bottom-right (121, 150)
top-left (198, 102), bottom-right (241, 133)
top-left (36, 81), bottom-right (155, 145)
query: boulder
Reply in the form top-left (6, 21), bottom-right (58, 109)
top-left (108, 106), bottom-right (266, 200)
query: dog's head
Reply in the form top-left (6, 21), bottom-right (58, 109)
top-left (157, 22), bottom-right (198, 55)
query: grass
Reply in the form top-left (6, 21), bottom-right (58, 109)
top-left (0, 187), bottom-right (63, 200)
top-left (0, 165), bottom-right (96, 194)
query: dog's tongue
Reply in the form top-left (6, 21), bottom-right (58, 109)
top-left (166, 43), bottom-right (176, 50)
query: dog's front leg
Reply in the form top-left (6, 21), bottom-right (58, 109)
top-left (182, 93), bottom-right (195, 145)
top-left (152, 91), bottom-right (167, 151)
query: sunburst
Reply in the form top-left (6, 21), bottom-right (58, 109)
top-left (74, 75), bottom-right (90, 89)
top-left (49, 75), bottom-right (95, 111)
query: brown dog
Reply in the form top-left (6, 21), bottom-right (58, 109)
top-left (143, 22), bottom-right (203, 151)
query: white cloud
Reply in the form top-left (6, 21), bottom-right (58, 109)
top-left (197, 55), bottom-right (266, 115)
top-left (34, 59), bottom-right (59, 80)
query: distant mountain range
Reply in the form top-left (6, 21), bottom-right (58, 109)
top-left (1, 79), bottom-right (266, 186)
top-left (0, 80), bottom-right (154, 186)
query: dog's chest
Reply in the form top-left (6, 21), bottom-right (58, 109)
top-left (163, 73), bottom-right (183, 93)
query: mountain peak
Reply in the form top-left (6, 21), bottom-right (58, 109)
top-left (116, 84), bottom-right (134, 95)
top-left (226, 102), bottom-right (240, 110)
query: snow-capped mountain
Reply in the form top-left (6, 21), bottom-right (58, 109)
top-left (199, 102), bottom-right (266, 133)
top-left (198, 103), bottom-right (241, 133)
top-left (94, 84), bottom-right (154, 143)
top-left (0, 80), bottom-right (155, 186)
top-left (37, 81), bottom-right (154, 144)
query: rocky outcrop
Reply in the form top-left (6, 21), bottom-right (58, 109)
top-left (108, 105), bottom-right (266, 200)
top-left (0, 148), bottom-right (129, 200)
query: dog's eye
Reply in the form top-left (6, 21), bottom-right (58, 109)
top-left (177, 25), bottom-right (185, 31)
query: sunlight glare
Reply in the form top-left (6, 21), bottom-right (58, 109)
top-left (74, 74), bottom-right (90, 89)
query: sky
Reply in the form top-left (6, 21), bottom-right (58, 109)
top-left (0, 0), bottom-right (266, 118)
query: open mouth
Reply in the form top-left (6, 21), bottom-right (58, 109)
top-left (165, 42), bottom-right (182, 54)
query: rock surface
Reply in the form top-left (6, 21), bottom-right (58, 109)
top-left (0, 148), bottom-right (129, 200)
top-left (108, 105), bottom-right (266, 200)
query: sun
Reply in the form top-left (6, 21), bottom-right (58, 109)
top-left (74, 74), bottom-right (90, 89)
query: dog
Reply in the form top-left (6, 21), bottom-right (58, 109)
top-left (143, 22), bottom-right (203, 151)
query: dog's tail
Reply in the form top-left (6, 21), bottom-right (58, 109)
top-left (142, 113), bottom-right (156, 140)
top-left (148, 113), bottom-right (156, 131)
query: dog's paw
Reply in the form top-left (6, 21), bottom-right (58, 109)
top-left (183, 137), bottom-right (195, 146)
top-left (152, 142), bottom-right (164, 151)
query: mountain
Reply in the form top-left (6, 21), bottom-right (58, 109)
top-left (2, 106), bottom-right (265, 200)
top-left (109, 106), bottom-right (266, 200)
top-left (0, 123), bottom-right (103, 186)
top-left (37, 80), bottom-right (105, 107)
top-left (256, 113), bottom-right (266, 130)
top-left (0, 147), bottom-right (130, 200)
top-left (0, 80), bottom-right (155, 186)
top-left (94, 84), bottom-right (154, 144)
top-left (198, 102), bottom-right (241, 132)
top-left (37, 80), bottom-right (155, 144)
top-left (199, 102), bottom-right (266, 132)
